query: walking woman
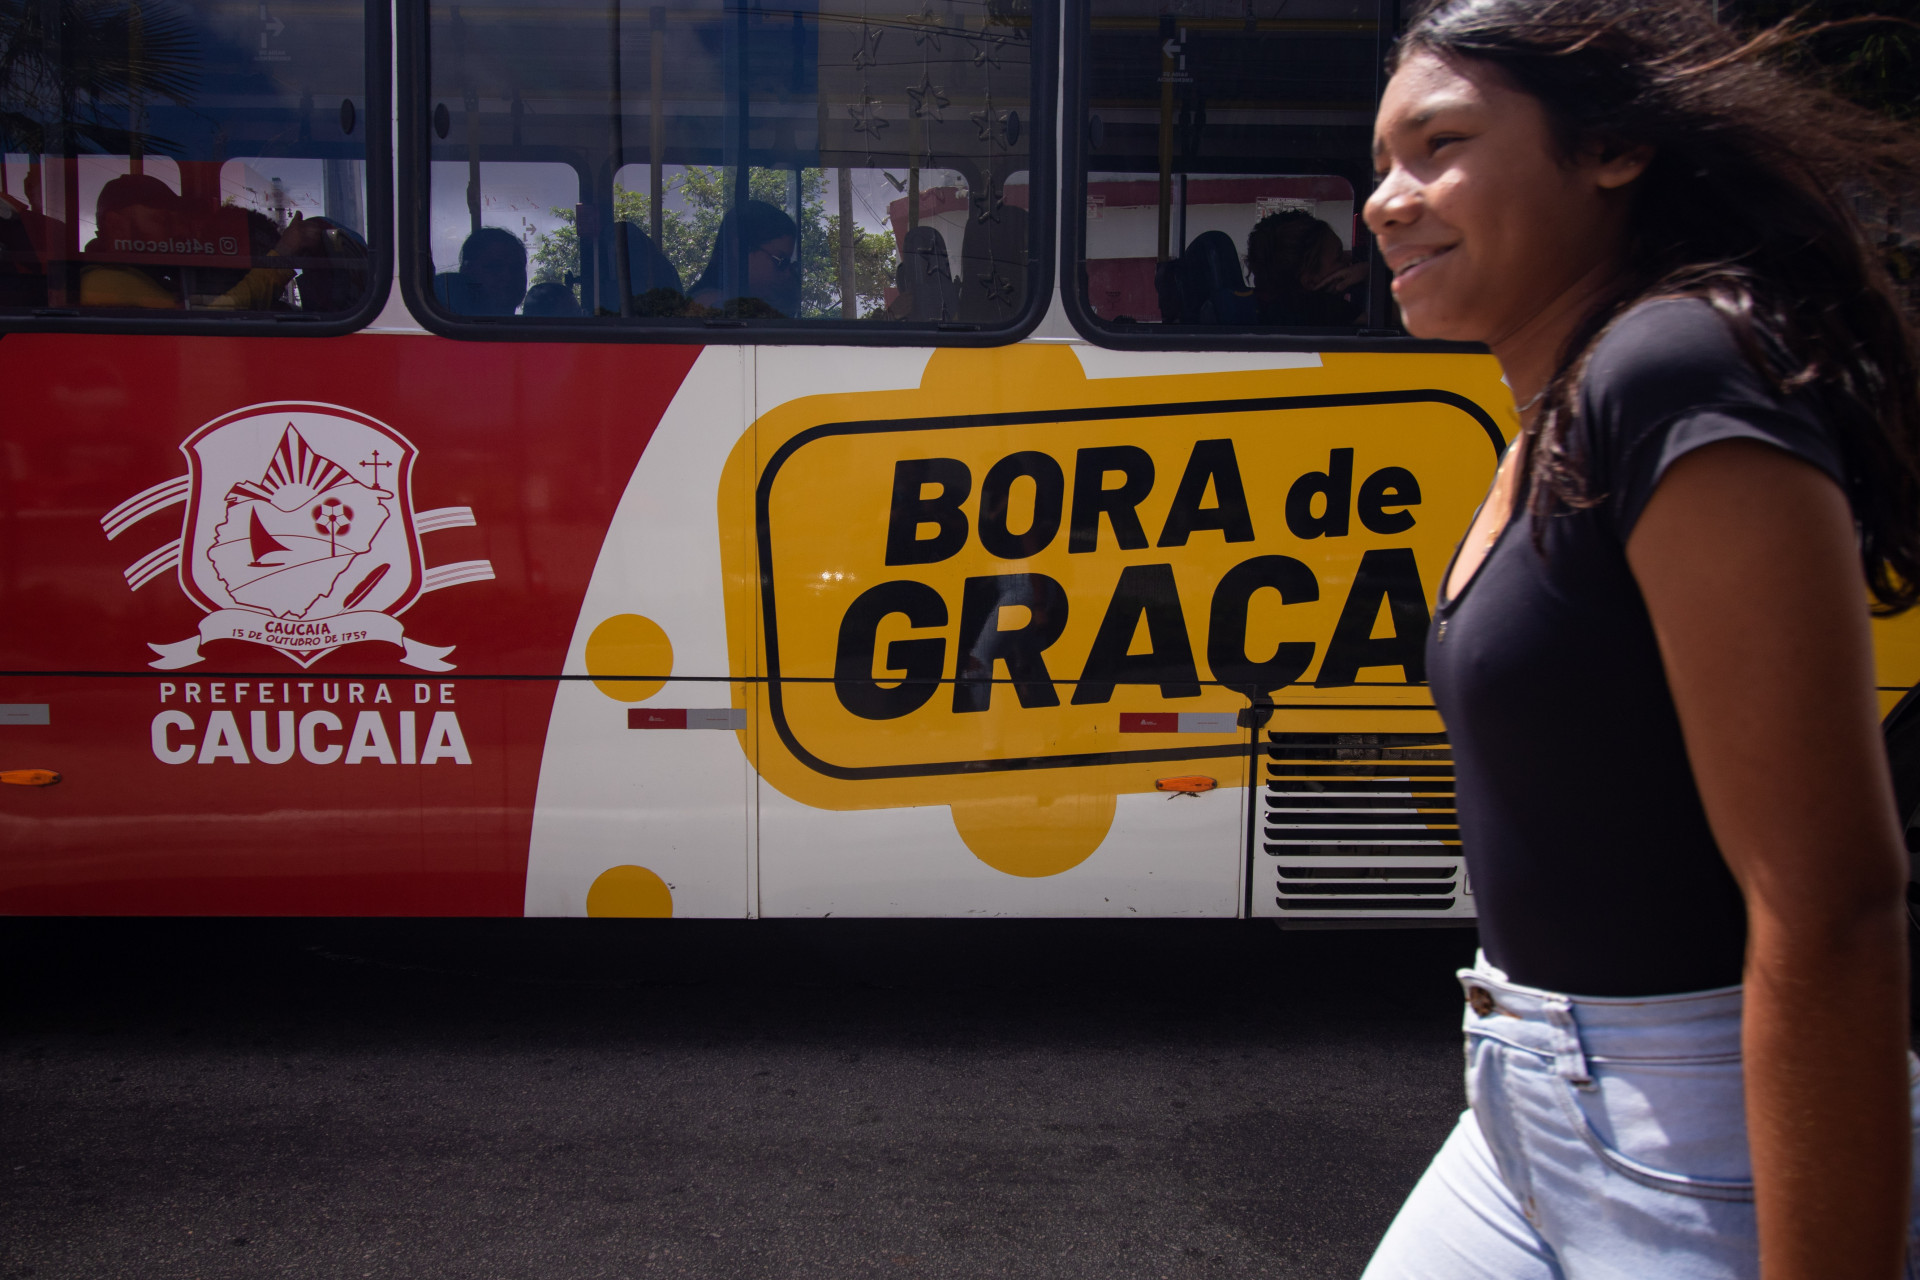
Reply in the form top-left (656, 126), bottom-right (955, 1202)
top-left (1357, 2), bottom-right (1920, 1276)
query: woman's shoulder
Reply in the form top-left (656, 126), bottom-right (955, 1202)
top-left (1577, 296), bottom-right (1844, 529)
top-left (1580, 296), bottom-right (1783, 431)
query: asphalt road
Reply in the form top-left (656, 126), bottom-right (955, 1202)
top-left (0, 918), bottom-right (1481, 1280)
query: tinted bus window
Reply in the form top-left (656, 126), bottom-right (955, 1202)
top-left (1072, 0), bottom-right (1385, 337)
top-left (415, 0), bottom-right (1041, 332)
top-left (0, 0), bottom-right (380, 321)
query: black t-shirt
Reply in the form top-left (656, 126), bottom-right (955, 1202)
top-left (1427, 297), bottom-right (1846, 997)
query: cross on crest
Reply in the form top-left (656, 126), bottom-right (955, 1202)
top-left (360, 448), bottom-right (393, 490)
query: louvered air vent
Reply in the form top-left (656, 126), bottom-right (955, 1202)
top-left (1255, 730), bottom-right (1474, 920)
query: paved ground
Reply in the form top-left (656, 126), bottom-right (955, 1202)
top-left (0, 918), bottom-right (1480, 1280)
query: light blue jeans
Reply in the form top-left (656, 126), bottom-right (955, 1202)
top-left (1363, 956), bottom-right (1920, 1279)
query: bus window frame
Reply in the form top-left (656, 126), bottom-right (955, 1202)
top-left (0, 0), bottom-right (395, 339)
top-left (396, 0), bottom-right (1059, 346)
top-left (1058, 0), bottom-right (1479, 354)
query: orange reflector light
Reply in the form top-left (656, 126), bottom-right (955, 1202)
top-left (1155, 775), bottom-right (1217, 794)
top-left (1, 769), bottom-right (60, 787)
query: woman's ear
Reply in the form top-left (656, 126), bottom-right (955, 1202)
top-left (1592, 142), bottom-right (1655, 190)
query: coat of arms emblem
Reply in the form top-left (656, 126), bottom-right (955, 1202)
top-left (103, 402), bottom-right (493, 670)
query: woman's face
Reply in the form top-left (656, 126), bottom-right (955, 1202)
top-left (1301, 232), bottom-right (1346, 290)
top-left (1363, 50), bottom-right (1642, 345)
top-left (749, 235), bottom-right (797, 296)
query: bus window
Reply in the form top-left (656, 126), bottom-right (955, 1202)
top-left (412, 0), bottom-right (1044, 335)
top-left (0, 0), bottom-right (383, 325)
top-left (1070, 0), bottom-right (1386, 340)
top-left (427, 160), bottom-right (582, 315)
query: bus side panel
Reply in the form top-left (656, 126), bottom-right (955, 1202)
top-left (0, 674), bottom-right (553, 915)
top-left (721, 345), bottom-right (1509, 919)
top-left (0, 333), bottom-right (701, 915)
top-left (746, 344), bottom-right (1252, 917)
top-left (523, 347), bottom-right (760, 919)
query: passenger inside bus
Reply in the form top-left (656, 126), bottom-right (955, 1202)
top-left (1208, 210), bottom-right (1368, 328)
top-left (888, 226), bottom-right (959, 322)
top-left (686, 201), bottom-right (800, 318)
top-left (186, 210), bottom-right (292, 311)
top-left (78, 174), bottom-right (330, 311)
top-left (292, 224), bottom-right (372, 314)
top-left (434, 226), bottom-right (530, 316)
top-left (615, 221), bottom-right (684, 316)
top-left (1153, 229), bottom-right (1245, 325)
top-left (957, 202), bottom-right (1029, 323)
top-left (521, 280), bottom-right (584, 317)
top-left (0, 194), bottom-right (45, 309)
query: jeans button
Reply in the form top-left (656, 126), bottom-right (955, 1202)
top-left (1468, 986), bottom-right (1496, 1016)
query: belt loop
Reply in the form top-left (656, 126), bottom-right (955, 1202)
top-left (1543, 995), bottom-right (1594, 1089)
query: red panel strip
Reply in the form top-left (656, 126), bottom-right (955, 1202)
top-left (629, 707), bottom-right (688, 730)
top-left (1120, 712), bottom-right (1178, 733)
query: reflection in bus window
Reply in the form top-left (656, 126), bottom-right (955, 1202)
top-left (0, 0), bottom-right (376, 319)
top-left (1077, 0), bottom-right (1382, 333)
top-left (423, 0), bottom-right (1037, 327)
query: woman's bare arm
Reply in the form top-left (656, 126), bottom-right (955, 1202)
top-left (1628, 438), bottom-right (1910, 1280)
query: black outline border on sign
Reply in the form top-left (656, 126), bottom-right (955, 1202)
top-left (756, 387), bottom-right (1505, 781)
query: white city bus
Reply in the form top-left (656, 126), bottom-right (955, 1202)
top-left (3, 0), bottom-right (1909, 921)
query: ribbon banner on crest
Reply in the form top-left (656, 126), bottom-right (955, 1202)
top-left (146, 609), bottom-right (457, 672)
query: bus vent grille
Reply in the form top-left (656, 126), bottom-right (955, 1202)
top-left (1261, 730), bottom-right (1469, 916)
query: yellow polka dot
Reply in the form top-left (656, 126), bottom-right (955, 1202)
top-left (584, 614), bottom-right (673, 702)
top-left (949, 791), bottom-right (1117, 878)
top-left (585, 865), bottom-right (674, 917)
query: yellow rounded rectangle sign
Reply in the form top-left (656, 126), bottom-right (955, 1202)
top-left (720, 346), bottom-right (1513, 814)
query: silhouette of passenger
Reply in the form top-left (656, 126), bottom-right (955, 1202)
top-left (435, 226), bottom-right (529, 315)
top-left (520, 280), bottom-right (582, 317)
top-left (1210, 210), bottom-right (1367, 327)
top-left (687, 201), bottom-right (800, 317)
top-left (80, 175), bottom-right (326, 310)
top-left (292, 223), bottom-right (370, 313)
top-left (1155, 229), bottom-right (1244, 324)
top-left (0, 194), bottom-right (46, 309)
top-left (887, 225), bottom-right (959, 321)
top-left (958, 201), bottom-right (1028, 323)
top-left (189, 210), bottom-right (292, 310)
top-left (80, 174), bottom-right (186, 306)
top-left (2, 164), bottom-right (64, 308)
top-left (613, 221), bottom-right (685, 316)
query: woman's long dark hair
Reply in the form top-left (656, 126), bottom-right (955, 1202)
top-left (1394, 0), bottom-right (1920, 612)
top-left (689, 199), bottom-right (800, 314)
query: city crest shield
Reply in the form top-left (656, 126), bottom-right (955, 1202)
top-left (138, 402), bottom-right (460, 670)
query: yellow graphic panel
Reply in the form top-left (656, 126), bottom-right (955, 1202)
top-left (585, 613), bottom-right (674, 703)
top-left (1876, 611), bottom-right (1920, 718)
top-left (586, 864), bottom-right (674, 917)
top-left (950, 791), bottom-right (1118, 877)
top-left (719, 345), bottom-right (1513, 831)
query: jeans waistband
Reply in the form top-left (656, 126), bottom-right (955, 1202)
top-left (1458, 953), bottom-right (1744, 1089)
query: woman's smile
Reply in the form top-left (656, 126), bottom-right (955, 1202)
top-left (1383, 242), bottom-right (1456, 289)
